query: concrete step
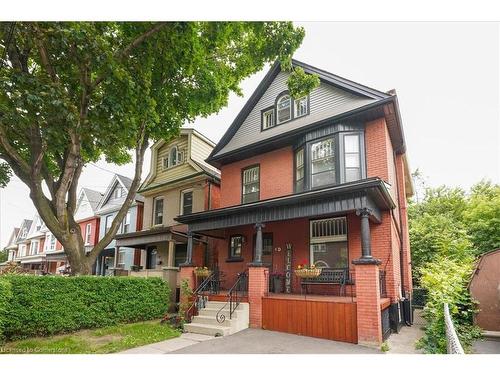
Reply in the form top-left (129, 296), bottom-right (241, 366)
top-left (192, 315), bottom-right (232, 327)
top-left (198, 308), bottom-right (241, 319)
top-left (204, 301), bottom-right (249, 311)
top-left (184, 322), bottom-right (231, 336)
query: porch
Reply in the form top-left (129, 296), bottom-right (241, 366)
top-left (177, 178), bottom-right (399, 346)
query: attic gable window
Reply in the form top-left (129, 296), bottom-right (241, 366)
top-left (294, 97), bottom-right (308, 118)
top-left (262, 109), bottom-right (275, 130)
top-left (277, 94), bottom-right (291, 124)
top-left (162, 146), bottom-right (184, 170)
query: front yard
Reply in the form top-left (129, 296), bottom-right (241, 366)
top-left (0, 320), bottom-right (180, 354)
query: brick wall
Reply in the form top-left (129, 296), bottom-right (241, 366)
top-left (248, 267), bottom-right (269, 328)
top-left (219, 146), bottom-right (294, 207)
top-left (354, 264), bottom-right (382, 346)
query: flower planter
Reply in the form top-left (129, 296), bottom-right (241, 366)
top-left (294, 268), bottom-right (322, 278)
top-left (194, 269), bottom-right (212, 278)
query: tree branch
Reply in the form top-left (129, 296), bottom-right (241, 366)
top-left (32, 23), bottom-right (58, 82)
top-left (92, 23), bottom-right (167, 88)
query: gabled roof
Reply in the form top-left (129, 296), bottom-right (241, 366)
top-left (207, 59), bottom-right (406, 166)
top-left (82, 188), bottom-right (104, 212)
top-left (4, 227), bottom-right (19, 250)
top-left (15, 219), bottom-right (33, 243)
top-left (26, 214), bottom-right (45, 239)
top-left (96, 174), bottom-right (144, 213)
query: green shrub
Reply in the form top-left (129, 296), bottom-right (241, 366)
top-left (0, 278), bottom-right (12, 341)
top-left (0, 275), bottom-right (170, 340)
top-left (417, 257), bottom-right (481, 353)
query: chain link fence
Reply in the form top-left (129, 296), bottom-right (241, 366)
top-left (444, 303), bottom-right (465, 354)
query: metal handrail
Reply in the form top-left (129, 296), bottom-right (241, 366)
top-left (216, 270), bottom-right (248, 324)
top-left (444, 303), bottom-right (465, 354)
top-left (184, 271), bottom-right (218, 322)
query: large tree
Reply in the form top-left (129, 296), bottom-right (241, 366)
top-left (0, 22), bottom-right (319, 274)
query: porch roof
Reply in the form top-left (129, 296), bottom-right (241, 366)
top-left (114, 226), bottom-right (195, 248)
top-left (176, 178), bottom-right (395, 232)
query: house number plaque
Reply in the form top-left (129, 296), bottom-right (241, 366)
top-left (285, 243), bottom-right (292, 293)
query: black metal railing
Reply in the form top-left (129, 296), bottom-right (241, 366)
top-left (184, 271), bottom-right (219, 322)
top-left (379, 270), bottom-right (387, 298)
top-left (216, 270), bottom-right (248, 324)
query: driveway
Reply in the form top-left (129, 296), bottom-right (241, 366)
top-left (168, 329), bottom-right (381, 354)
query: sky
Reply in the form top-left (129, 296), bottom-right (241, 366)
top-left (1, 22), bottom-right (499, 248)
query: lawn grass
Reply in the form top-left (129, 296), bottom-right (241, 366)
top-left (0, 320), bottom-right (181, 354)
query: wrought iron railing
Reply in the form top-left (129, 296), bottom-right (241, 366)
top-left (379, 270), bottom-right (387, 298)
top-left (184, 271), bottom-right (219, 322)
top-left (444, 303), bottom-right (465, 354)
top-left (216, 270), bottom-right (248, 324)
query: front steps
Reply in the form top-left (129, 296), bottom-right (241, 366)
top-left (184, 301), bottom-right (249, 337)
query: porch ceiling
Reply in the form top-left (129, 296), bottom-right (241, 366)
top-left (177, 178), bottom-right (394, 232)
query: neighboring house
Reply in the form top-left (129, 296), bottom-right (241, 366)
top-left (469, 249), bottom-right (500, 332)
top-left (177, 60), bottom-right (413, 346)
top-left (115, 128), bottom-right (221, 303)
top-left (95, 174), bottom-right (144, 276)
top-left (13, 219), bottom-right (33, 269)
top-left (3, 227), bottom-right (19, 263)
top-left (21, 214), bottom-right (47, 271)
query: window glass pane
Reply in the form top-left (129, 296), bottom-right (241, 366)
top-left (242, 166), bottom-right (259, 203)
top-left (312, 170), bottom-right (336, 187)
top-left (311, 242), bottom-right (348, 268)
top-left (345, 168), bottom-right (361, 182)
top-left (263, 110), bottom-right (274, 129)
top-left (277, 95), bottom-right (291, 123)
top-left (154, 198), bottom-right (163, 225)
top-left (344, 135), bottom-right (359, 153)
top-left (345, 153), bottom-right (360, 168)
top-left (182, 191), bottom-right (193, 214)
top-left (230, 236), bottom-right (242, 257)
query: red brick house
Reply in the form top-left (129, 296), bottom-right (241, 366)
top-left (177, 60), bottom-right (413, 347)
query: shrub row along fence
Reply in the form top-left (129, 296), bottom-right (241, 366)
top-left (444, 303), bottom-right (465, 354)
top-left (0, 275), bottom-right (170, 341)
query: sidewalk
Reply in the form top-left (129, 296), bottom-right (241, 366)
top-left (386, 309), bottom-right (425, 354)
top-left (120, 333), bottom-right (218, 354)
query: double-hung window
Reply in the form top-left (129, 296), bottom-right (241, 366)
top-left (344, 134), bottom-right (361, 182)
top-left (85, 223), bottom-right (92, 245)
top-left (181, 190), bottom-right (193, 215)
top-left (242, 165), bottom-right (260, 204)
top-left (153, 197), bottom-right (164, 226)
top-left (310, 138), bottom-right (336, 188)
top-left (105, 215), bottom-right (113, 234)
top-left (295, 148), bottom-right (305, 192)
top-left (50, 234), bottom-right (56, 251)
top-left (229, 235), bottom-right (243, 259)
top-left (310, 217), bottom-right (348, 269)
top-left (277, 95), bottom-right (291, 124)
top-left (294, 97), bottom-right (308, 117)
top-left (31, 241), bottom-right (39, 255)
top-left (122, 212), bottom-right (130, 234)
top-left (262, 109), bottom-right (275, 130)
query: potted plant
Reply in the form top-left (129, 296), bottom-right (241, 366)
top-left (294, 260), bottom-right (322, 278)
top-left (270, 272), bottom-right (284, 293)
top-left (194, 266), bottom-right (211, 278)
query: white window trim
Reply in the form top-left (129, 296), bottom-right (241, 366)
top-left (30, 240), bottom-right (39, 255)
top-left (262, 109), bottom-right (275, 130)
top-left (294, 96), bottom-right (308, 118)
top-left (180, 189), bottom-right (194, 215)
top-left (153, 196), bottom-right (164, 226)
top-left (163, 145), bottom-right (184, 170)
top-left (309, 217), bottom-right (348, 244)
top-left (85, 223), bottom-right (92, 245)
top-left (122, 211), bottom-right (131, 233)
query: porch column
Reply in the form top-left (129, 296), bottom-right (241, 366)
top-left (353, 207), bottom-right (383, 347)
top-left (167, 241), bottom-right (175, 267)
top-left (182, 231), bottom-right (194, 266)
top-left (251, 222), bottom-right (265, 265)
top-left (113, 246), bottom-right (120, 268)
top-left (247, 266), bottom-right (269, 328)
top-left (357, 208), bottom-right (373, 259)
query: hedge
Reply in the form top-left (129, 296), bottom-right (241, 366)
top-left (0, 275), bottom-right (170, 340)
top-left (0, 278), bottom-right (12, 340)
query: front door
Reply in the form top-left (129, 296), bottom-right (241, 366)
top-left (146, 246), bottom-right (157, 269)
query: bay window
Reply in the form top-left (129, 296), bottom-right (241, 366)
top-left (310, 138), bottom-right (336, 188)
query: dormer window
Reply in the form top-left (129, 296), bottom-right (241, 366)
top-left (277, 94), bottom-right (291, 124)
top-left (294, 97), bottom-right (308, 118)
top-left (114, 187), bottom-right (123, 199)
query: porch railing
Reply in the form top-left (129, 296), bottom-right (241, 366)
top-left (216, 270), bottom-right (248, 324)
top-left (184, 271), bottom-right (219, 322)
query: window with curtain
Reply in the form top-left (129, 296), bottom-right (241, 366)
top-left (242, 165), bottom-right (260, 204)
top-left (153, 197), bottom-right (164, 225)
top-left (277, 94), bottom-right (291, 123)
top-left (310, 138), bottom-right (335, 188)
